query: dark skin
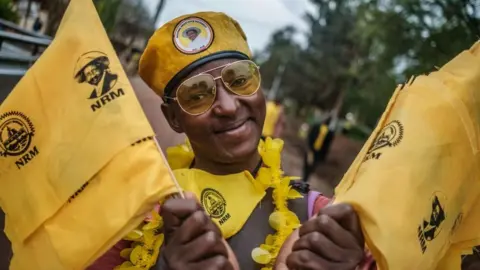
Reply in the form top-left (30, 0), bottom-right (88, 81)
top-left (276, 204), bottom-right (365, 270)
top-left (162, 58), bottom-right (264, 175)
top-left (160, 58), bottom-right (365, 269)
top-left (462, 250), bottom-right (480, 270)
top-left (160, 192), bottom-right (238, 270)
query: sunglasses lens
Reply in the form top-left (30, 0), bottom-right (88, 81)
top-left (176, 74), bottom-right (216, 115)
top-left (222, 61), bottom-right (260, 96)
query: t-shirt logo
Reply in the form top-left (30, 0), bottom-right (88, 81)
top-left (201, 188), bottom-right (226, 218)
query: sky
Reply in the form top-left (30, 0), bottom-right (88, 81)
top-left (143, 0), bottom-right (316, 52)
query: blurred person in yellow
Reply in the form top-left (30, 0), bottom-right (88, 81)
top-left (0, 0), bottom-right (180, 269)
top-left (302, 114), bottom-right (336, 181)
top-left (332, 41), bottom-right (480, 269)
top-left (91, 10), bottom-right (376, 270)
top-left (262, 98), bottom-right (286, 138)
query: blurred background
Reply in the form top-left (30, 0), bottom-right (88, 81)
top-left (0, 0), bottom-right (479, 269)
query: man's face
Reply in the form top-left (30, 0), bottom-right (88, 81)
top-left (164, 58), bottom-right (266, 165)
top-left (186, 30), bottom-right (199, 41)
top-left (83, 64), bottom-right (103, 86)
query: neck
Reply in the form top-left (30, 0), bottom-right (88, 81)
top-left (193, 151), bottom-right (262, 175)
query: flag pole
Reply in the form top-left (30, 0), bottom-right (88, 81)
top-left (153, 136), bottom-right (185, 199)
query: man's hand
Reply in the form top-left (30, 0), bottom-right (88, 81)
top-left (161, 192), bottom-right (237, 270)
top-left (282, 203), bottom-right (365, 270)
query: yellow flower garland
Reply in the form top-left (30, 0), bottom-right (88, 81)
top-left (116, 137), bottom-right (301, 270)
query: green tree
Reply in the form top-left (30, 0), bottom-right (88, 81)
top-left (350, 0), bottom-right (480, 126)
top-left (0, 0), bottom-right (19, 23)
top-left (94, 0), bottom-right (122, 34)
top-left (261, 0), bottom-right (480, 128)
top-left (257, 26), bottom-right (301, 96)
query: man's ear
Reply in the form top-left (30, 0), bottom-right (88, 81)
top-left (161, 103), bottom-right (183, 133)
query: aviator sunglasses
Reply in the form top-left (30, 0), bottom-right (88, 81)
top-left (164, 60), bottom-right (261, 115)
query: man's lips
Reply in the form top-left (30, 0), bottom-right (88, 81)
top-left (214, 118), bottom-right (251, 134)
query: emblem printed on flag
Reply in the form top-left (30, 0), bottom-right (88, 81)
top-left (0, 111), bottom-right (39, 169)
top-left (74, 51), bottom-right (126, 112)
top-left (363, 120), bottom-right (404, 162)
top-left (418, 192), bottom-right (447, 254)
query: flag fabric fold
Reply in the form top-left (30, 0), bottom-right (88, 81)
top-left (0, 0), bottom-right (177, 269)
top-left (334, 41), bottom-right (480, 270)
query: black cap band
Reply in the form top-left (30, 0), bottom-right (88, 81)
top-left (163, 50), bottom-right (250, 99)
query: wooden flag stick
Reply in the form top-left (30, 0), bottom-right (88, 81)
top-left (153, 136), bottom-right (185, 199)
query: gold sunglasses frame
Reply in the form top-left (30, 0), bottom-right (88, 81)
top-left (164, 60), bottom-right (261, 115)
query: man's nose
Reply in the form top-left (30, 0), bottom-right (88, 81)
top-left (211, 81), bottom-right (238, 117)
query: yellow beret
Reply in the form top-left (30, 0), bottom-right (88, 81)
top-left (139, 12), bottom-right (253, 97)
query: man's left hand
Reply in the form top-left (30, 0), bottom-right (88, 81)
top-left (285, 203), bottom-right (365, 270)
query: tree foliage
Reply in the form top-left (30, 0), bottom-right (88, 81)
top-left (94, 0), bottom-right (122, 34)
top-left (0, 0), bottom-right (19, 23)
top-left (43, 0), bottom-right (153, 39)
top-left (259, 0), bottom-right (480, 127)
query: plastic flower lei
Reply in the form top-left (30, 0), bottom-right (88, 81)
top-left (116, 137), bottom-right (302, 270)
top-left (251, 138), bottom-right (303, 270)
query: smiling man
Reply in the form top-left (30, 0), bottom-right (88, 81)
top-left (74, 52), bottom-right (118, 99)
top-left (90, 12), bottom-right (374, 270)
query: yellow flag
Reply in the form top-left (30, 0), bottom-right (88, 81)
top-left (334, 41), bottom-right (480, 270)
top-left (0, 0), bottom-right (177, 269)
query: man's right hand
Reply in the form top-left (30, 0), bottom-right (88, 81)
top-left (160, 192), bottom-right (235, 270)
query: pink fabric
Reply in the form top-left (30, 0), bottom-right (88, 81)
top-left (312, 195), bottom-right (377, 270)
top-left (86, 240), bottom-right (130, 270)
top-left (307, 191), bottom-right (322, 218)
top-left (311, 194), bottom-right (331, 218)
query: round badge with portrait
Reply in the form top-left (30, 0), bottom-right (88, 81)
top-left (173, 17), bottom-right (214, 54)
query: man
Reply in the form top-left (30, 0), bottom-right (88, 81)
top-left (262, 99), bottom-right (286, 138)
top-left (90, 12), bottom-right (372, 270)
top-left (74, 52), bottom-right (118, 99)
top-left (183, 27), bottom-right (208, 50)
top-left (303, 116), bottom-right (335, 181)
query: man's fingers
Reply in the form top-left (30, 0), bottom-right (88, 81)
top-left (190, 255), bottom-right (233, 270)
top-left (287, 249), bottom-right (361, 270)
top-left (171, 210), bottom-right (218, 244)
top-left (299, 214), bottom-right (359, 249)
top-left (161, 198), bottom-right (201, 243)
top-left (286, 249), bottom-right (332, 270)
top-left (183, 191), bottom-right (200, 201)
top-left (178, 231), bottom-right (228, 262)
top-left (162, 198), bottom-right (201, 221)
top-left (293, 232), bottom-right (363, 263)
top-left (317, 203), bottom-right (364, 244)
